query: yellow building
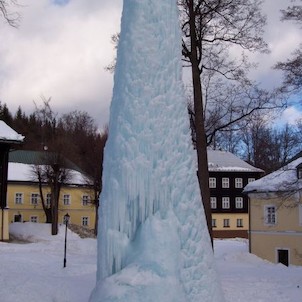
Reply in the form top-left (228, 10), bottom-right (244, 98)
top-left (0, 121), bottom-right (24, 241)
top-left (7, 150), bottom-right (96, 231)
top-left (244, 157), bottom-right (302, 266)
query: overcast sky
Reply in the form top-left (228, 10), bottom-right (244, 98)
top-left (0, 0), bottom-right (301, 129)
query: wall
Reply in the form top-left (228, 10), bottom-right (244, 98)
top-left (249, 193), bottom-right (302, 266)
top-left (212, 213), bottom-right (249, 238)
top-left (7, 182), bottom-right (96, 230)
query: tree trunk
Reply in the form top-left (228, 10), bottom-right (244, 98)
top-left (51, 168), bottom-right (60, 236)
top-left (188, 0), bottom-right (213, 246)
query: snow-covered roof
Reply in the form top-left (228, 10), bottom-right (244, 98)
top-left (207, 149), bottom-right (263, 173)
top-left (0, 121), bottom-right (24, 143)
top-left (8, 162), bottom-right (89, 185)
top-left (244, 157), bottom-right (302, 193)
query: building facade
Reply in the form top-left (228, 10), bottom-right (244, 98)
top-left (0, 121), bottom-right (24, 241)
top-left (7, 150), bottom-right (96, 232)
top-left (244, 157), bottom-right (302, 266)
top-left (208, 150), bottom-right (263, 238)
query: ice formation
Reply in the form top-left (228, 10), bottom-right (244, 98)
top-left (89, 0), bottom-right (224, 301)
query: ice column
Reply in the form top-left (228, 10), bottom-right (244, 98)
top-left (90, 0), bottom-right (224, 301)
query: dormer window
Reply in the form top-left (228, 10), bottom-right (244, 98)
top-left (297, 164), bottom-right (302, 179)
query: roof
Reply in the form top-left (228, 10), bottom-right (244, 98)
top-left (244, 157), bottom-right (302, 194)
top-left (0, 121), bottom-right (24, 144)
top-left (8, 150), bottom-right (91, 186)
top-left (9, 150), bottom-right (82, 172)
top-left (207, 149), bottom-right (263, 173)
top-left (7, 162), bottom-right (89, 185)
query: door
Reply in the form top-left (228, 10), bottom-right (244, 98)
top-left (14, 214), bottom-right (22, 222)
top-left (277, 249), bottom-right (289, 266)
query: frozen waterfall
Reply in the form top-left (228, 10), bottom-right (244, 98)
top-left (89, 0), bottom-right (224, 301)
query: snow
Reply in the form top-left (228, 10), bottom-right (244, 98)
top-left (8, 162), bottom-right (88, 185)
top-left (0, 120), bottom-right (24, 142)
top-left (90, 0), bottom-right (223, 301)
top-left (1, 223), bottom-right (302, 302)
top-left (244, 158), bottom-right (302, 193)
top-left (208, 149), bottom-right (263, 172)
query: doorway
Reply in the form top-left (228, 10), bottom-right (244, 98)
top-left (14, 214), bottom-right (22, 222)
top-left (277, 249), bottom-right (289, 266)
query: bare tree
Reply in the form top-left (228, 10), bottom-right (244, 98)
top-left (274, 0), bottom-right (302, 93)
top-left (32, 153), bottom-right (72, 235)
top-left (241, 114), bottom-right (301, 173)
top-left (0, 0), bottom-right (20, 27)
top-left (180, 0), bottom-right (269, 243)
top-left (58, 111), bottom-right (108, 235)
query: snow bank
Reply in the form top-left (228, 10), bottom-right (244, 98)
top-left (0, 224), bottom-right (301, 302)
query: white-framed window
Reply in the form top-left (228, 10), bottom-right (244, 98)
top-left (46, 193), bottom-right (51, 207)
top-left (15, 193), bottom-right (23, 204)
top-left (210, 197), bottom-right (217, 209)
top-left (237, 218), bottom-right (243, 227)
top-left (265, 205), bottom-right (276, 225)
top-left (223, 219), bottom-right (230, 227)
top-left (222, 178), bottom-right (229, 188)
top-left (235, 178), bottom-right (243, 188)
top-left (82, 195), bottom-right (90, 206)
top-left (212, 219), bottom-right (217, 228)
top-left (209, 177), bottom-right (216, 188)
top-left (30, 216), bottom-right (38, 223)
top-left (248, 178), bottom-right (255, 183)
top-left (82, 216), bottom-right (89, 227)
top-left (31, 193), bottom-right (39, 205)
top-left (235, 197), bottom-right (243, 209)
top-left (299, 204), bottom-right (302, 226)
top-left (222, 197), bottom-right (230, 209)
top-left (63, 194), bottom-right (71, 205)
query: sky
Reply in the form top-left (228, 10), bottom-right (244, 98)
top-left (0, 0), bottom-right (301, 129)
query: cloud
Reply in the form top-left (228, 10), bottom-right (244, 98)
top-left (0, 0), bottom-right (301, 129)
top-left (0, 0), bottom-right (122, 127)
top-left (273, 106), bottom-right (302, 126)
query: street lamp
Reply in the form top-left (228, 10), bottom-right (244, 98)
top-left (63, 213), bottom-right (70, 268)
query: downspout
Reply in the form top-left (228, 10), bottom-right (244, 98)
top-left (248, 195), bottom-right (251, 253)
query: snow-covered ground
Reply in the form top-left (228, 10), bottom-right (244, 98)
top-left (0, 223), bottom-right (301, 302)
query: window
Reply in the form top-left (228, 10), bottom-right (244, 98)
top-left (223, 219), bottom-right (230, 227)
top-left (222, 197), bottom-right (230, 209)
top-left (222, 178), bottom-right (229, 188)
top-left (46, 193), bottom-right (51, 207)
top-left (248, 178), bottom-right (255, 183)
top-left (235, 197), bottom-right (243, 209)
top-left (237, 218), bottom-right (243, 227)
top-left (63, 194), bottom-right (71, 205)
top-left (30, 216), bottom-right (38, 223)
top-left (209, 177), bottom-right (216, 188)
top-left (31, 193), bottom-right (39, 205)
top-left (265, 205), bottom-right (276, 225)
top-left (235, 178), bottom-right (243, 188)
top-left (210, 197), bottom-right (217, 209)
top-left (14, 214), bottom-right (22, 222)
top-left (15, 193), bottom-right (23, 204)
top-left (212, 219), bottom-right (217, 228)
top-left (82, 216), bottom-right (89, 227)
top-left (82, 195), bottom-right (90, 206)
